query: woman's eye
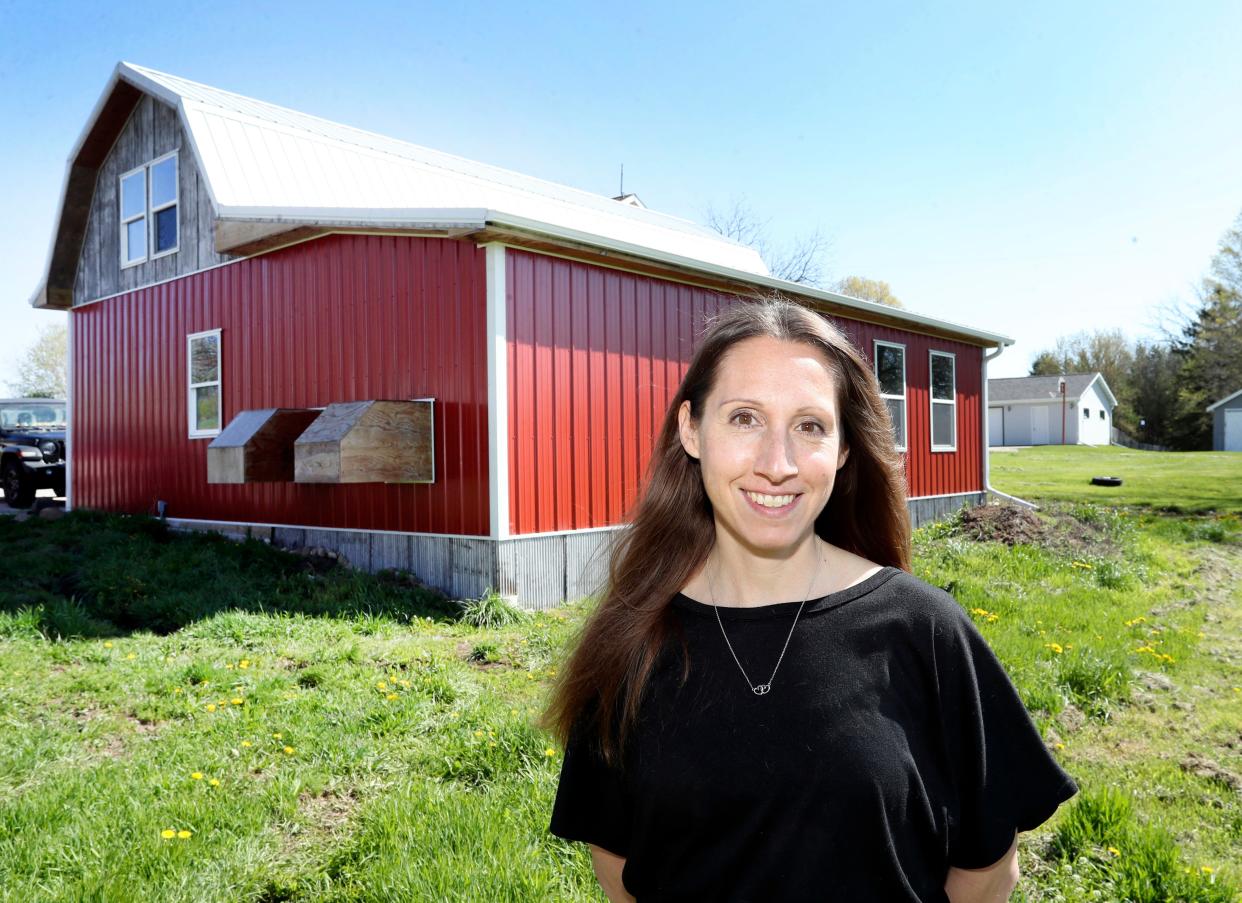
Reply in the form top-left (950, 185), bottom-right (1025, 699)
top-left (799, 421), bottom-right (825, 435)
top-left (731, 411), bottom-right (757, 427)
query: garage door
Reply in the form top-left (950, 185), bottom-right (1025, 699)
top-left (1226, 410), bottom-right (1242, 452)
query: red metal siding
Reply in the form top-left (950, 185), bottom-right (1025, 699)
top-left (506, 250), bottom-right (984, 535)
top-left (72, 234), bottom-right (489, 535)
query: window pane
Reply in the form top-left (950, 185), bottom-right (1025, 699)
top-left (1099, 410), bottom-right (1105, 420)
top-left (121, 171), bottom-right (145, 220)
top-left (151, 156), bottom-right (177, 207)
top-left (876, 346), bottom-right (904, 396)
top-left (195, 386), bottom-right (220, 432)
top-left (885, 398), bottom-right (906, 447)
top-left (154, 206), bottom-right (178, 252)
top-left (190, 335), bottom-right (219, 383)
top-left (932, 403), bottom-right (955, 447)
top-left (1083, 407), bottom-right (1089, 419)
top-left (125, 219), bottom-right (146, 262)
top-left (931, 355), bottom-right (955, 401)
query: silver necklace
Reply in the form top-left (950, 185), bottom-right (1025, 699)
top-left (706, 542), bottom-right (823, 696)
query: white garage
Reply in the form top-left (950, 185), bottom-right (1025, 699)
top-left (987, 373), bottom-right (1117, 447)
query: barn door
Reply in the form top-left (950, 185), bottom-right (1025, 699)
top-left (988, 407), bottom-right (1004, 446)
top-left (1226, 410), bottom-right (1242, 452)
top-left (1031, 406), bottom-right (1049, 445)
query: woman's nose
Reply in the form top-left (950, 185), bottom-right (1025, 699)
top-left (753, 428), bottom-right (798, 481)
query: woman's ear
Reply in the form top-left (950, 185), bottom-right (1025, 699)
top-left (837, 441), bottom-right (849, 471)
top-left (678, 400), bottom-right (700, 459)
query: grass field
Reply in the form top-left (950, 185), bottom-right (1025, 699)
top-left (990, 445), bottom-right (1242, 513)
top-left (0, 445), bottom-right (1239, 901)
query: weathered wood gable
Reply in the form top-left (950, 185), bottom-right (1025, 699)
top-left (73, 94), bottom-right (234, 306)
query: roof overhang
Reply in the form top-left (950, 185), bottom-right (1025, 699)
top-left (1206, 387), bottom-right (1242, 412)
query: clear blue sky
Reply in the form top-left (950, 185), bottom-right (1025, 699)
top-left (4, 0), bottom-right (1241, 383)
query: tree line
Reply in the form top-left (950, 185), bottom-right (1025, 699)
top-left (1029, 212), bottom-right (1242, 450)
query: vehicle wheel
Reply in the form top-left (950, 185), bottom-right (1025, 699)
top-left (2, 461), bottom-right (35, 508)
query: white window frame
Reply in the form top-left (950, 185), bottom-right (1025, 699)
top-left (929, 350), bottom-right (957, 452)
top-left (118, 151), bottom-right (179, 268)
top-left (119, 164), bottom-right (147, 268)
top-left (149, 150), bottom-right (179, 260)
top-left (873, 340), bottom-right (907, 452)
top-left (187, 328), bottom-right (222, 439)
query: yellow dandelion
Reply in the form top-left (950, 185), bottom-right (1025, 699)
top-left (161, 829), bottom-right (175, 839)
top-left (1055, 742), bottom-right (1065, 750)
top-left (1233, 687), bottom-right (1241, 693)
top-left (231, 698), bottom-right (243, 706)
top-left (474, 730), bottom-right (484, 738)
top-left (272, 732), bottom-right (282, 739)
top-left (205, 704), bottom-right (217, 712)
top-left (239, 660), bottom-right (250, 669)
top-left (544, 748), bottom-right (556, 757)
top-left (191, 772), bottom-right (203, 780)
top-left (1107, 846), bottom-right (1120, 856)
top-left (283, 746), bottom-right (295, 755)
top-left (377, 682), bottom-right (387, 690)
top-left (386, 693), bottom-right (398, 701)
top-left (241, 740), bottom-right (252, 748)
top-left (177, 830), bottom-right (192, 839)
top-left (1201, 865), bottom-right (1214, 874)
top-left (1045, 643), bottom-right (1063, 654)
top-left (126, 653), bottom-right (137, 660)
top-left (510, 709), bottom-right (519, 716)
top-left (104, 641), bottom-right (114, 648)
top-left (488, 741), bottom-right (497, 748)
top-left (208, 778), bottom-right (220, 787)
top-left (173, 688), bottom-right (182, 694)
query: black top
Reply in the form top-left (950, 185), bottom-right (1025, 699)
top-left (549, 567), bottom-right (1078, 902)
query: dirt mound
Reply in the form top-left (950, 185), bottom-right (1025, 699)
top-left (956, 504), bottom-right (1047, 546)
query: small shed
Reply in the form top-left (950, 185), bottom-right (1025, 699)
top-left (1207, 389), bottom-right (1242, 451)
top-left (987, 373), bottom-right (1116, 447)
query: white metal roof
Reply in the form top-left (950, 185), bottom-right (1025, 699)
top-left (1206, 387), bottom-right (1242, 412)
top-left (32, 62), bottom-right (1016, 348)
top-left (115, 63), bottom-right (768, 276)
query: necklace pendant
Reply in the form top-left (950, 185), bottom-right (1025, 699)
top-left (752, 683), bottom-right (771, 696)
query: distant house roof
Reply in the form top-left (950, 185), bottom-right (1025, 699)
top-left (1206, 388), bottom-right (1242, 412)
top-left (30, 62), bottom-right (1016, 349)
top-left (989, 373), bottom-right (1117, 408)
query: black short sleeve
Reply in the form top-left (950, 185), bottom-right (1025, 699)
top-left (548, 703), bottom-right (632, 858)
top-left (934, 601), bottom-right (1078, 869)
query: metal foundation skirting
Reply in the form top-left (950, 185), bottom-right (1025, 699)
top-left (169, 492), bottom-right (985, 610)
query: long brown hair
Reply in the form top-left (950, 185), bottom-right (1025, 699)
top-left (542, 295), bottom-right (911, 764)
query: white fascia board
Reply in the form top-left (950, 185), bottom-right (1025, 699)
top-left (215, 205), bottom-right (490, 229)
top-left (486, 212), bottom-right (1015, 348)
top-left (1087, 373), bottom-right (1118, 408)
top-left (1206, 387), bottom-right (1242, 412)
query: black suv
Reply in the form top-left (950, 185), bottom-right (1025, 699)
top-left (0, 398), bottom-right (67, 508)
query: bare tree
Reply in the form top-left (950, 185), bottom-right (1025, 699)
top-left (704, 199), bottom-right (831, 288)
top-left (7, 323), bottom-right (67, 398)
top-left (831, 275), bottom-right (904, 309)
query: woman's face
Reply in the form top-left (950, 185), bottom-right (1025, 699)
top-left (678, 335), bottom-right (849, 558)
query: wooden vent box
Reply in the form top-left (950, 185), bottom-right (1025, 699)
top-left (294, 400), bottom-right (435, 484)
top-left (207, 408), bottom-right (322, 484)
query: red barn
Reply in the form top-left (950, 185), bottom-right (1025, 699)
top-left (31, 63), bottom-right (1015, 607)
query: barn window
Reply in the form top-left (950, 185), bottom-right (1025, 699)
top-left (929, 351), bottom-right (956, 451)
top-left (188, 329), bottom-right (222, 438)
top-left (119, 151), bottom-right (178, 267)
top-left (1083, 407), bottom-right (1090, 419)
top-left (1099, 409), bottom-right (1105, 420)
top-left (873, 340), bottom-right (906, 450)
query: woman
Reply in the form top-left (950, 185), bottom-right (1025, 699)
top-left (544, 298), bottom-right (1077, 902)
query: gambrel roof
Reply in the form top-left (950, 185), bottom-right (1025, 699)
top-left (31, 63), bottom-right (1015, 350)
top-left (989, 373), bottom-right (1118, 407)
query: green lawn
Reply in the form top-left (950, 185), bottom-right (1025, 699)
top-left (990, 445), bottom-right (1242, 513)
top-left (0, 446), bottom-right (1240, 900)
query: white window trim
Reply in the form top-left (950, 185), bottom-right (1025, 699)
top-left (873, 339), bottom-right (907, 452)
top-left (119, 164), bottom-right (147, 268)
top-left (187, 328), bottom-right (222, 439)
top-left (929, 350), bottom-right (957, 453)
top-left (149, 150), bottom-right (180, 260)
top-left (119, 151), bottom-right (179, 269)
